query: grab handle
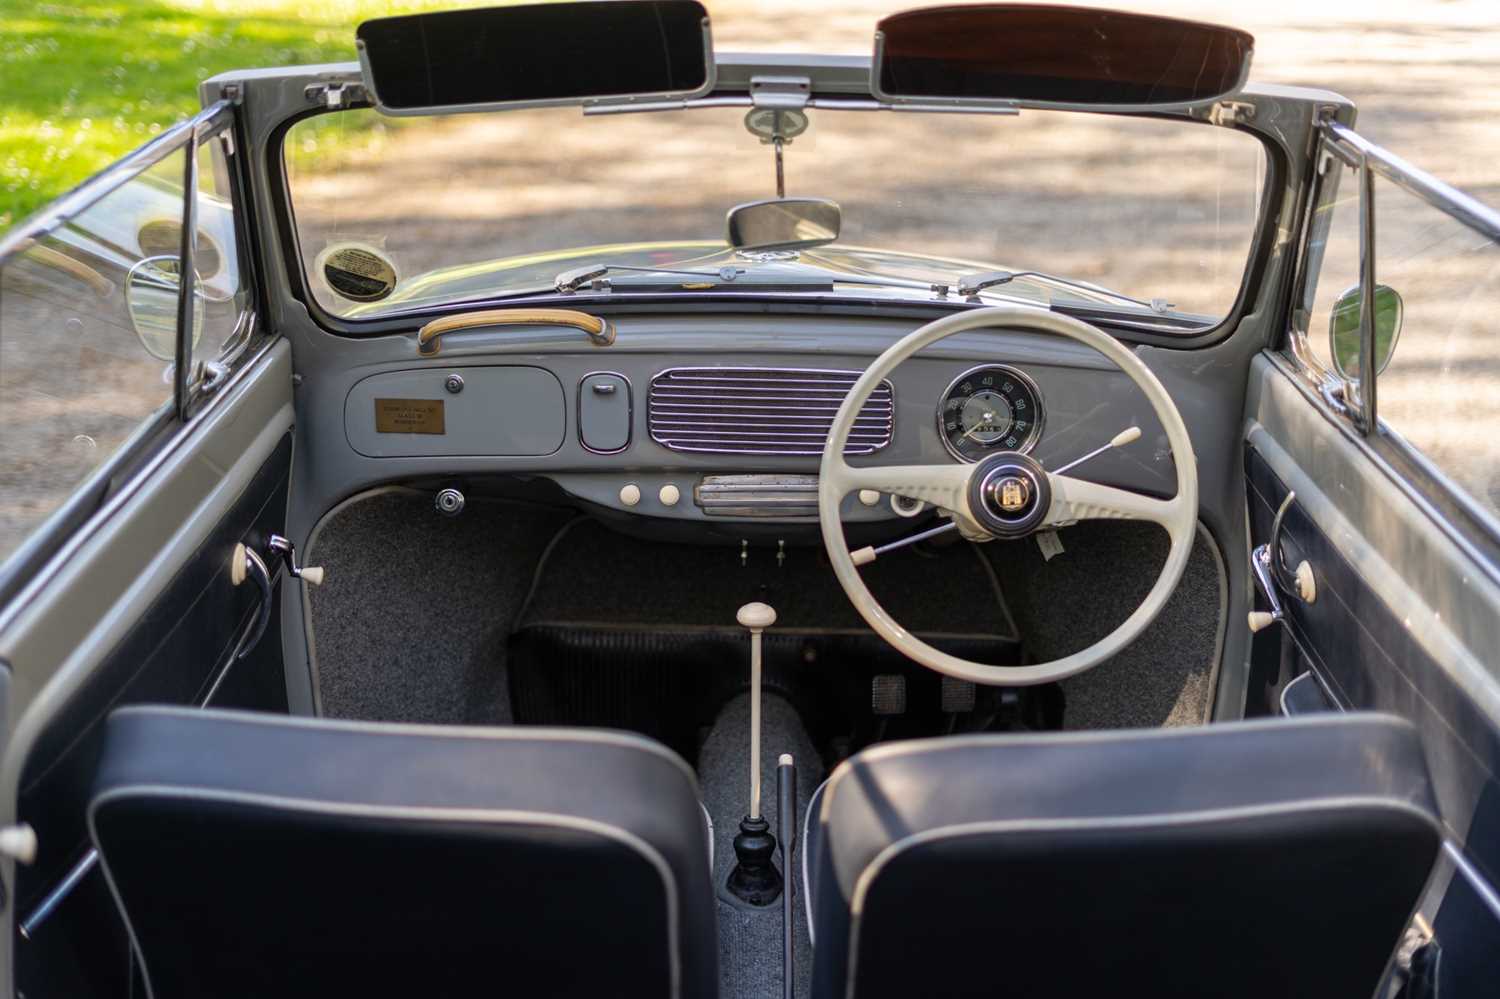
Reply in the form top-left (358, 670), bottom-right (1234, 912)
top-left (417, 308), bottom-right (615, 356)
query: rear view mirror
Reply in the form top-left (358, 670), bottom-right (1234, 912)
top-left (125, 256), bottom-right (202, 362)
top-left (1329, 284), bottom-right (1403, 380)
top-left (726, 198), bottom-right (842, 251)
top-left (873, 4), bottom-right (1253, 109)
top-left (357, 1), bottom-right (714, 116)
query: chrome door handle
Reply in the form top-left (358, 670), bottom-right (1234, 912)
top-left (230, 542), bottom-right (274, 659)
top-left (1249, 491), bottom-right (1317, 633)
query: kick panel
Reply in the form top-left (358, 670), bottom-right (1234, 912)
top-left (346, 365), bottom-right (565, 457)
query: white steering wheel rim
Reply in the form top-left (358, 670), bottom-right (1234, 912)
top-left (818, 305), bottom-right (1198, 686)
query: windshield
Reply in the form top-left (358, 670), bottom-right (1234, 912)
top-left (284, 103), bottom-right (1266, 325)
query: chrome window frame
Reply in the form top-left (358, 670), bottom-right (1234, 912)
top-left (1285, 117), bottom-right (1500, 552)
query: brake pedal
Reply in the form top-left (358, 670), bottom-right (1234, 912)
top-left (941, 675), bottom-right (977, 713)
top-left (872, 675), bottom-right (907, 715)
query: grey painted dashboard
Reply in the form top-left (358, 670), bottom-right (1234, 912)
top-left (294, 314), bottom-right (1177, 542)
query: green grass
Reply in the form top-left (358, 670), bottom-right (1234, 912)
top-left (0, 0), bottom-right (453, 231)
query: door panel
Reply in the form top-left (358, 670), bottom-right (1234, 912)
top-left (1245, 353), bottom-right (1500, 992)
top-left (0, 342), bottom-right (293, 995)
top-left (0, 100), bottom-right (292, 996)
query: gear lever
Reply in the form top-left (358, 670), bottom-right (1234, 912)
top-left (727, 601), bottom-right (783, 905)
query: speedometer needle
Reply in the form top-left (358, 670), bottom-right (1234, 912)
top-left (961, 413), bottom-right (996, 442)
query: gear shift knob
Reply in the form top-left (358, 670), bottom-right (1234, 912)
top-left (736, 602), bottom-right (776, 820)
top-left (737, 601), bottom-right (777, 631)
top-left (727, 600), bottom-right (783, 905)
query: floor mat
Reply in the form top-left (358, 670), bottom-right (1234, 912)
top-left (520, 518), bottom-right (1019, 639)
top-left (508, 623), bottom-right (1022, 764)
top-left (699, 692), bottom-right (822, 999)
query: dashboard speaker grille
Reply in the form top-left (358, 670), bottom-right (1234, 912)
top-left (647, 366), bottom-right (894, 456)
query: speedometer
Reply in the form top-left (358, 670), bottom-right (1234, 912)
top-left (938, 364), bottom-right (1044, 462)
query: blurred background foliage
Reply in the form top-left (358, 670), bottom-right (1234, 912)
top-left (0, 0), bottom-right (453, 231)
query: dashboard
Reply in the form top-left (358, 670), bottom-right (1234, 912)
top-left (324, 315), bottom-right (1177, 535)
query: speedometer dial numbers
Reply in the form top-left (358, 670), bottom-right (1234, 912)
top-left (939, 364), bottom-right (1044, 462)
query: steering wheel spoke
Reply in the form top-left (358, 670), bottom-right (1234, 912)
top-left (832, 462), bottom-right (975, 520)
top-left (1044, 473), bottom-right (1178, 528)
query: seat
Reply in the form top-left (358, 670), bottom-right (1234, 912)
top-left (88, 707), bottom-right (717, 999)
top-left (803, 713), bottom-right (1441, 999)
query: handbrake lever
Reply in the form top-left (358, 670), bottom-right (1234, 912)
top-left (778, 753), bottom-right (797, 999)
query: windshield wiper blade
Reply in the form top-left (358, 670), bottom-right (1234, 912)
top-left (951, 269), bottom-right (1176, 314)
top-left (556, 263), bottom-right (747, 292)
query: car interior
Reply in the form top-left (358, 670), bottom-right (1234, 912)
top-left (0, 3), bottom-right (1497, 998)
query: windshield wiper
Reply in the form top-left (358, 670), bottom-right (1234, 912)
top-left (556, 263), bottom-right (748, 292)
top-left (950, 269), bottom-right (1176, 314)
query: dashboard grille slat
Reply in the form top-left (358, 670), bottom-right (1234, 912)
top-left (648, 367), bottom-right (894, 456)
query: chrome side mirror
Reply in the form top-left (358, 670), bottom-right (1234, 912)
top-left (1329, 283), bottom-right (1403, 380)
top-left (125, 255), bottom-right (203, 362)
top-left (726, 198), bottom-right (841, 251)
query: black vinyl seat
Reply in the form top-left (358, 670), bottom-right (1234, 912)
top-left (803, 713), bottom-right (1441, 999)
top-left (88, 707), bottom-right (717, 999)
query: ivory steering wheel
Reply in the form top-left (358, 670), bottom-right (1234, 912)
top-left (818, 305), bottom-right (1198, 686)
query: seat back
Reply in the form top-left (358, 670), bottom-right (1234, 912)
top-left (807, 714), bottom-right (1441, 999)
top-left (89, 707), bottom-right (716, 999)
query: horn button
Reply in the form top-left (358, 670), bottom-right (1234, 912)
top-left (967, 452), bottom-right (1051, 537)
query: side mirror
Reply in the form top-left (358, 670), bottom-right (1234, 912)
top-left (726, 198), bottom-right (841, 252)
top-left (1329, 284), bottom-right (1403, 380)
top-left (125, 256), bottom-right (203, 362)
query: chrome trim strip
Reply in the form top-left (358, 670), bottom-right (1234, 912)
top-left (173, 123), bottom-right (201, 421)
top-left (1355, 149), bottom-right (1378, 434)
top-left (0, 102), bottom-right (233, 259)
top-left (17, 848), bottom-right (98, 940)
top-left (694, 474), bottom-right (821, 518)
top-left (1322, 122), bottom-right (1500, 243)
top-left (1443, 840), bottom-right (1500, 924)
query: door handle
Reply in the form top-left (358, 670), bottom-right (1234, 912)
top-left (1249, 491), bottom-right (1318, 633)
top-left (230, 534), bottom-right (324, 659)
top-left (230, 542), bottom-right (274, 659)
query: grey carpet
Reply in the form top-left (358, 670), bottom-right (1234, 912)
top-left (307, 491), bottom-right (1221, 731)
top-left (306, 490), bottom-right (572, 723)
top-left (699, 692), bottom-right (822, 999)
top-left (981, 520), bottom-right (1225, 728)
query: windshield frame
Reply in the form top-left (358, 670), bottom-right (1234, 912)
top-left (266, 62), bottom-right (1288, 349)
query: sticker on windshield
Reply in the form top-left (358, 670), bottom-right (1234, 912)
top-left (317, 243), bottom-right (397, 302)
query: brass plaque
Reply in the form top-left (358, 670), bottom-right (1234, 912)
top-left (374, 398), bottom-right (446, 434)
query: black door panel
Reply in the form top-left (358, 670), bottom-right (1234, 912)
top-left (1246, 445), bottom-right (1500, 992)
top-left (12, 431), bottom-right (292, 996)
